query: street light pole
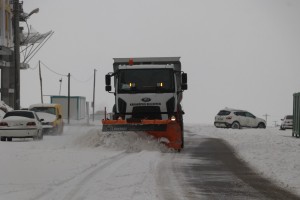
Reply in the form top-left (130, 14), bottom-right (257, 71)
top-left (13, 0), bottom-right (20, 110)
top-left (92, 69), bottom-right (96, 121)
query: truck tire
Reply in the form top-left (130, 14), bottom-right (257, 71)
top-left (178, 104), bottom-right (184, 149)
top-left (112, 104), bottom-right (117, 120)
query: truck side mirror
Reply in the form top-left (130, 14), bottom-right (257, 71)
top-left (182, 73), bottom-right (187, 84)
top-left (181, 73), bottom-right (188, 90)
top-left (105, 85), bottom-right (111, 92)
top-left (105, 74), bottom-right (111, 86)
top-left (105, 74), bottom-right (112, 92)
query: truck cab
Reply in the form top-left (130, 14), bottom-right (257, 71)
top-left (106, 57), bottom-right (187, 122)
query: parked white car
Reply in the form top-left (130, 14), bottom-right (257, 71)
top-left (214, 108), bottom-right (266, 129)
top-left (0, 110), bottom-right (43, 141)
top-left (280, 115), bottom-right (293, 130)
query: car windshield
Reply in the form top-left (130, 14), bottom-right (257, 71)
top-left (286, 115), bottom-right (293, 119)
top-left (4, 111), bottom-right (34, 119)
top-left (117, 69), bottom-right (175, 93)
top-left (30, 107), bottom-right (56, 115)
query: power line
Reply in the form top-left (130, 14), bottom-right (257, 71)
top-left (40, 61), bottom-right (68, 77)
top-left (39, 61), bottom-right (95, 83)
top-left (71, 74), bottom-right (94, 83)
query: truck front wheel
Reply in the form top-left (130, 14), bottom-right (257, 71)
top-left (178, 104), bottom-right (184, 149)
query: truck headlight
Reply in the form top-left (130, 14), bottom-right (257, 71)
top-left (170, 116), bottom-right (176, 121)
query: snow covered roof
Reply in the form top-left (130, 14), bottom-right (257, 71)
top-left (28, 103), bottom-right (58, 109)
top-left (222, 107), bottom-right (247, 112)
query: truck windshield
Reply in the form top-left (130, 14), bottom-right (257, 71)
top-left (118, 69), bottom-right (174, 93)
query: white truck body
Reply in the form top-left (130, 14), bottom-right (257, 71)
top-left (109, 57), bottom-right (185, 121)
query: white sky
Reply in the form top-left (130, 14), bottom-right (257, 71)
top-left (21, 0), bottom-right (300, 124)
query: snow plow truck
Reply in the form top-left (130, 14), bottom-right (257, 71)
top-left (102, 57), bottom-right (188, 150)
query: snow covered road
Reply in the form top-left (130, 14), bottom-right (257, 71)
top-left (0, 123), bottom-right (300, 199)
top-left (0, 124), bottom-right (166, 200)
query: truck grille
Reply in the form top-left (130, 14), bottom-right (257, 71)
top-left (132, 106), bottom-right (161, 120)
top-left (118, 98), bottom-right (127, 114)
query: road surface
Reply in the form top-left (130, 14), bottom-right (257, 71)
top-left (157, 136), bottom-right (300, 200)
top-left (1, 124), bottom-right (300, 200)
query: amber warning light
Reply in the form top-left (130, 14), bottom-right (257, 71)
top-left (128, 58), bottom-right (134, 66)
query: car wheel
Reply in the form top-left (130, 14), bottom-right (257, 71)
top-left (39, 131), bottom-right (43, 140)
top-left (257, 123), bottom-right (266, 129)
top-left (1, 137), bottom-right (6, 141)
top-left (53, 126), bottom-right (59, 135)
top-left (33, 132), bottom-right (39, 141)
top-left (59, 125), bottom-right (64, 135)
top-left (7, 137), bottom-right (12, 142)
top-left (231, 121), bottom-right (240, 129)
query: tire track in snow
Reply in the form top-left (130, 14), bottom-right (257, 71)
top-left (156, 153), bottom-right (186, 200)
top-left (65, 151), bottom-right (160, 200)
top-left (30, 152), bottom-right (127, 200)
top-left (31, 150), bottom-right (160, 200)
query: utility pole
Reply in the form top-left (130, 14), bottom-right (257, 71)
top-left (263, 114), bottom-right (270, 125)
top-left (92, 69), bottom-right (96, 121)
top-left (39, 61), bottom-right (43, 103)
top-left (13, 0), bottom-right (21, 110)
top-left (68, 73), bottom-right (70, 124)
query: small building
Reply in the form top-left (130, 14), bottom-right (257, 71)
top-left (50, 96), bottom-right (86, 120)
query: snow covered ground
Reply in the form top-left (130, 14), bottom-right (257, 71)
top-left (0, 121), bottom-right (299, 199)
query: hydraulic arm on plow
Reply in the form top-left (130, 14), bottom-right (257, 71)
top-left (102, 57), bottom-right (188, 150)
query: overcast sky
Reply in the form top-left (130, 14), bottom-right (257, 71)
top-left (21, 0), bottom-right (300, 125)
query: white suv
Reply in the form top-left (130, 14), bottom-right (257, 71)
top-left (214, 108), bottom-right (266, 129)
top-left (280, 115), bottom-right (293, 130)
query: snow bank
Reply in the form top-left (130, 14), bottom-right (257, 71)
top-left (0, 100), bottom-right (13, 118)
top-left (73, 128), bottom-right (172, 153)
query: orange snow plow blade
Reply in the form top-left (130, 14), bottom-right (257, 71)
top-left (102, 119), bottom-right (183, 150)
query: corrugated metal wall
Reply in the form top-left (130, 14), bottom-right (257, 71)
top-left (293, 93), bottom-right (300, 138)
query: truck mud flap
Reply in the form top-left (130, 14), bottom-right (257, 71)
top-left (102, 124), bottom-right (167, 132)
